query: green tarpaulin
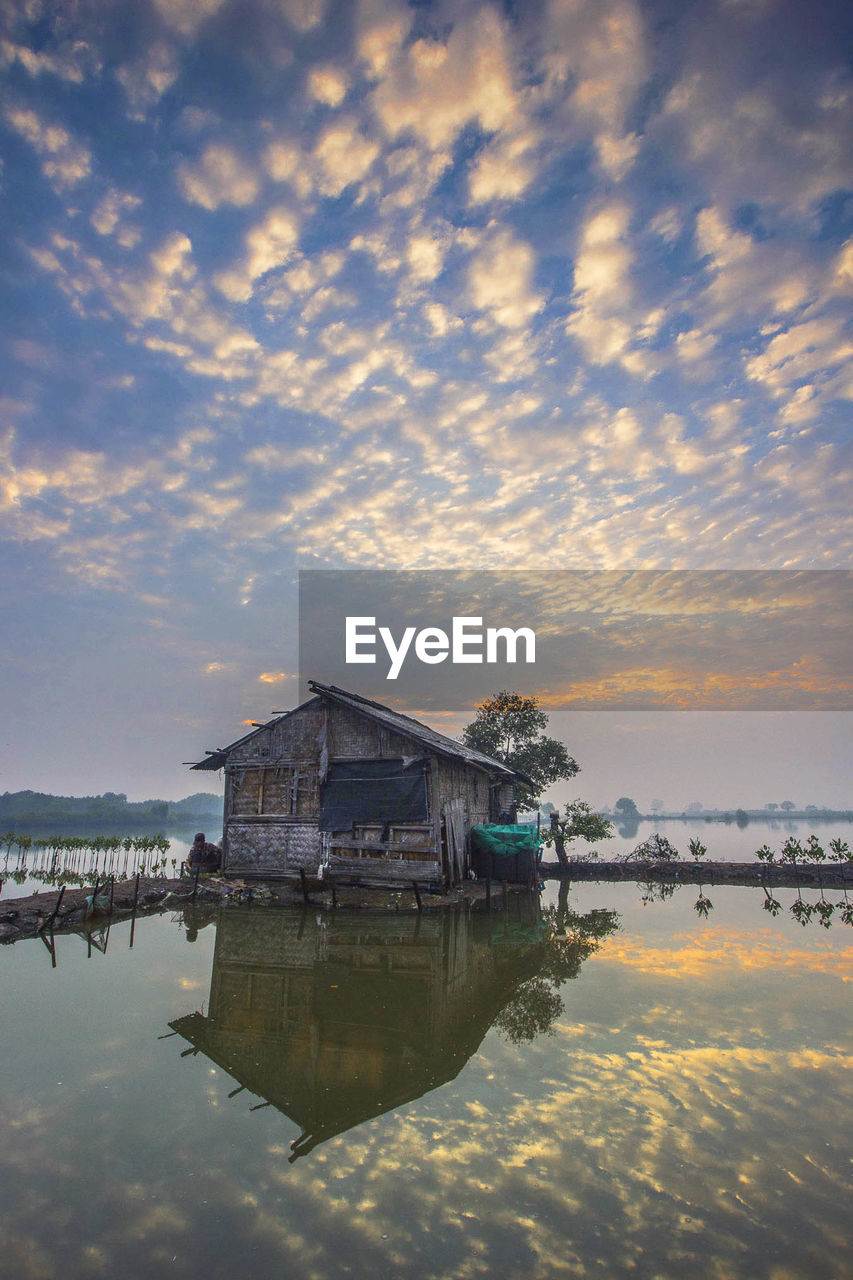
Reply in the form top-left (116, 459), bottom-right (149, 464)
top-left (470, 824), bottom-right (540, 858)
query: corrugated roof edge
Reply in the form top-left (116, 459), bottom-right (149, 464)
top-left (191, 684), bottom-right (525, 783)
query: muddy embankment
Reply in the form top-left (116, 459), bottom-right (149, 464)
top-left (541, 859), bottom-right (853, 887)
top-left (2, 862), bottom-right (850, 946)
top-left (0, 872), bottom-right (501, 945)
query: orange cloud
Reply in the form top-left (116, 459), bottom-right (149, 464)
top-left (599, 925), bottom-right (853, 981)
top-left (538, 653), bottom-right (850, 710)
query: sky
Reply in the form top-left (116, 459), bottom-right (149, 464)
top-left (0, 0), bottom-right (850, 806)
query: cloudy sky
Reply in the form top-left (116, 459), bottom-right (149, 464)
top-left (1, 0), bottom-right (850, 803)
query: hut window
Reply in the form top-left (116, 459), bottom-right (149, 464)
top-left (319, 759), bottom-right (428, 831)
top-left (231, 766), bottom-right (318, 816)
top-left (260, 766), bottom-right (318, 816)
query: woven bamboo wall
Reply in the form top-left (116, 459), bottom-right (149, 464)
top-left (225, 821), bottom-right (321, 873)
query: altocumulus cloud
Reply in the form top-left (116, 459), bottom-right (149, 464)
top-left (0, 0), bottom-right (850, 792)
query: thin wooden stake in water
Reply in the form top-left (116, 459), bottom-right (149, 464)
top-left (299, 868), bottom-right (310, 905)
top-left (485, 876), bottom-right (491, 912)
top-left (192, 865), bottom-right (200, 905)
top-left (39, 885), bottom-right (65, 935)
top-left (129, 872), bottom-right (140, 949)
top-left (412, 880), bottom-right (422, 913)
top-left (40, 930), bottom-right (57, 968)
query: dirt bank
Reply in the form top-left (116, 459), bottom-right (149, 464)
top-left (541, 859), bottom-right (853, 887)
top-left (0, 872), bottom-right (512, 945)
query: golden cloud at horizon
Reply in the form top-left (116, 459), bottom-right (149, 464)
top-left (597, 924), bottom-right (853, 981)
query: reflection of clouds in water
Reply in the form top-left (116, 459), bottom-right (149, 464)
top-left (2, 1034), bottom-right (850, 1278)
top-left (598, 925), bottom-right (853, 981)
top-left (1, 909), bottom-right (851, 1279)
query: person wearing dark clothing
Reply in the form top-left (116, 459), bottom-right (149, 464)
top-left (185, 832), bottom-right (221, 874)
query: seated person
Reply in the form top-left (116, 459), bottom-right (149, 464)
top-left (185, 832), bottom-right (221, 874)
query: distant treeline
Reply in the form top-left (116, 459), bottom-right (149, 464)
top-left (0, 790), bottom-right (222, 829)
top-left (641, 809), bottom-right (853, 822)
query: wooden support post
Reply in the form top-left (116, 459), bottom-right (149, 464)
top-left (299, 868), bottom-right (310, 905)
top-left (192, 864), bottom-right (200, 905)
top-left (502, 878), bottom-right (508, 911)
top-left (40, 930), bottom-right (57, 968)
top-left (412, 880), bottom-right (423, 913)
top-left (39, 885), bottom-right (65, 934)
top-left (331, 884), bottom-right (337, 908)
top-left (485, 876), bottom-right (491, 912)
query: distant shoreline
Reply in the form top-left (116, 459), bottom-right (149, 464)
top-left (0, 814), bottom-right (222, 833)
top-left (631, 810), bottom-right (853, 823)
top-left (0, 790), bottom-right (222, 833)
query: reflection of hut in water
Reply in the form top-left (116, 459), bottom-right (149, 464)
top-left (170, 900), bottom-right (548, 1161)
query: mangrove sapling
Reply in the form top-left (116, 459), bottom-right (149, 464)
top-left (694, 890), bottom-right (714, 918)
top-left (828, 838), bottom-right (851, 863)
top-left (688, 838), bottom-right (707, 861)
top-left (640, 881), bottom-right (677, 905)
top-left (790, 889), bottom-right (813, 926)
top-left (814, 894), bottom-right (834, 928)
top-left (804, 835), bottom-right (825, 863)
top-left (762, 888), bottom-right (783, 917)
top-left (782, 836), bottom-right (803, 866)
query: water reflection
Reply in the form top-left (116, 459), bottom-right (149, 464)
top-left (170, 896), bottom-right (618, 1160)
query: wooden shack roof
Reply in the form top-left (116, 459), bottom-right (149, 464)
top-left (191, 679), bottom-right (520, 780)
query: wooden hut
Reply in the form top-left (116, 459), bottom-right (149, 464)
top-left (191, 680), bottom-right (523, 886)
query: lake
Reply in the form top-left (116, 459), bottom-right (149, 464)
top-left (562, 816), bottom-right (853, 862)
top-left (4, 818), bottom-right (852, 900)
top-left (1, 879), bottom-right (850, 1279)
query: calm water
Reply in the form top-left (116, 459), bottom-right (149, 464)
top-left (3, 819), bottom-right (851, 899)
top-left (1, 883), bottom-right (851, 1279)
top-left (570, 816), bottom-right (853, 862)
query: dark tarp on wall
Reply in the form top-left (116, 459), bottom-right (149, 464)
top-left (319, 759), bottom-right (429, 831)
